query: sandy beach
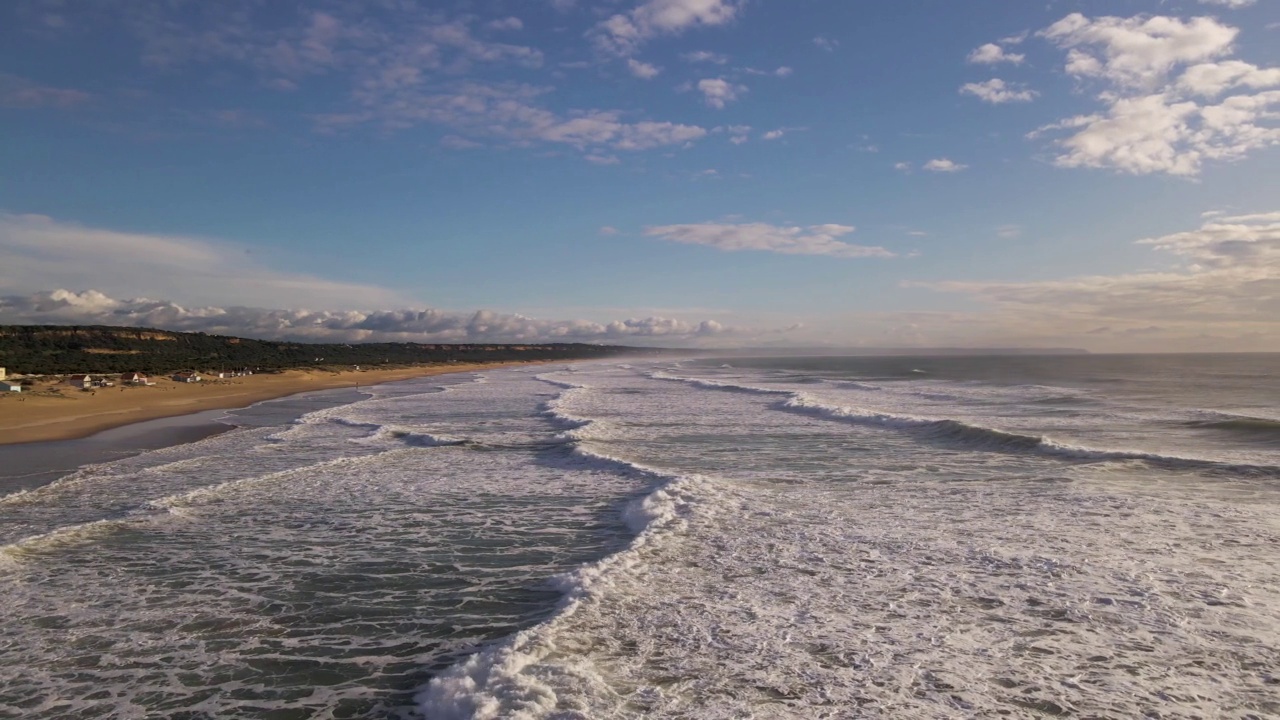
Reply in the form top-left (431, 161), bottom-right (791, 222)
top-left (0, 362), bottom-right (545, 445)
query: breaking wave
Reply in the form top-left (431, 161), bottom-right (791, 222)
top-left (652, 371), bottom-right (1280, 478)
top-left (416, 375), bottom-right (708, 719)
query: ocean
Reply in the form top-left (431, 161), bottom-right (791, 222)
top-left (1, 354), bottom-right (1277, 719)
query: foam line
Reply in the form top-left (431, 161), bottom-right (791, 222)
top-left (652, 371), bottom-right (1280, 477)
top-left (415, 376), bottom-right (709, 718)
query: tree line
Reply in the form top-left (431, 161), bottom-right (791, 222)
top-left (0, 325), bottom-right (667, 375)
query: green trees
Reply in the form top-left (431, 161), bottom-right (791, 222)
top-left (0, 326), bottom-right (661, 375)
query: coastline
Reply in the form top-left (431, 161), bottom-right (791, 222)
top-left (0, 362), bottom-right (549, 445)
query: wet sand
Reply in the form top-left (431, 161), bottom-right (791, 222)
top-left (0, 363), bottom-right (543, 445)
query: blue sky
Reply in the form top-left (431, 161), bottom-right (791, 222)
top-left (1, 0), bottom-right (1278, 350)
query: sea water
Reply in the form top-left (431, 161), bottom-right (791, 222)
top-left (1, 355), bottom-right (1277, 718)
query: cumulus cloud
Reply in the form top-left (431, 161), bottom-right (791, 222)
top-left (644, 222), bottom-right (895, 258)
top-left (721, 124), bottom-right (751, 144)
top-left (960, 78), bottom-right (1037, 104)
top-left (744, 66), bottom-right (792, 77)
top-left (682, 50), bottom-right (728, 64)
top-left (1040, 13), bottom-right (1237, 88)
top-left (1030, 12), bottom-right (1280, 175)
top-left (696, 78), bottom-right (746, 108)
top-left (626, 58), bottom-right (661, 79)
top-left (761, 128), bottom-right (785, 140)
top-left (0, 289), bottom-right (744, 345)
top-left (967, 43), bottom-right (1025, 65)
top-left (924, 212), bottom-right (1280, 349)
top-left (813, 36), bottom-right (838, 52)
top-left (591, 0), bottom-right (741, 56)
top-left (923, 158), bottom-right (967, 172)
top-left (487, 17), bottom-right (524, 31)
top-left (0, 213), bottom-right (407, 310)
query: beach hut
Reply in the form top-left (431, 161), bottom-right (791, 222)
top-left (0, 381), bottom-right (20, 393)
top-left (64, 374), bottom-right (94, 389)
top-left (171, 372), bottom-right (201, 383)
top-left (121, 372), bottom-right (154, 386)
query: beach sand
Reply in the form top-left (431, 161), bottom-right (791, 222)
top-left (0, 363), bottom-right (544, 445)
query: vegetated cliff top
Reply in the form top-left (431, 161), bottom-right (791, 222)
top-left (0, 324), bottom-right (664, 375)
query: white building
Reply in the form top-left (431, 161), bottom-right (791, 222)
top-left (64, 374), bottom-right (94, 389)
top-left (0, 381), bottom-right (20, 393)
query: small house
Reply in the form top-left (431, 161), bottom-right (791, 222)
top-left (64, 374), bottom-right (94, 389)
top-left (0, 381), bottom-right (20, 393)
top-left (121, 372), bottom-right (154, 386)
top-left (171, 372), bottom-right (201, 383)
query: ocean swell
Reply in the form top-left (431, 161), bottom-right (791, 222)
top-left (652, 371), bottom-right (1280, 478)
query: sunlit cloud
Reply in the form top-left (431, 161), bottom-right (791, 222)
top-left (1030, 13), bottom-right (1280, 175)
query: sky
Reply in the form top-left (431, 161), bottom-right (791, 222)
top-left (1, 0), bottom-right (1278, 351)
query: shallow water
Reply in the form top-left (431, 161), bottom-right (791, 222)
top-left (2, 356), bottom-right (1278, 718)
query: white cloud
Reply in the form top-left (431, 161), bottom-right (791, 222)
top-left (745, 66), bottom-right (793, 77)
top-left (696, 78), bottom-right (746, 108)
top-left (0, 213), bottom-right (409, 310)
top-left (1040, 13), bottom-right (1237, 88)
top-left (682, 50), bottom-right (728, 64)
top-left (1198, 0), bottom-right (1255, 7)
top-left (960, 78), bottom-right (1037, 103)
top-left (96, 5), bottom-right (713, 160)
top-left (486, 17), bottom-right (524, 31)
top-left (644, 222), bottom-right (895, 258)
top-left (722, 124), bottom-right (751, 144)
top-left (923, 158), bottom-right (967, 172)
top-left (761, 128), bottom-right (785, 140)
top-left (996, 224), bottom-right (1023, 239)
top-left (1176, 60), bottom-right (1280, 97)
top-left (598, 226), bottom-right (620, 236)
top-left (626, 58), bottom-right (661, 79)
top-left (967, 43), bottom-right (1025, 65)
top-left (1031, 13), bottom-right (1280, 176)
top-left (813, 36), bottom-right (838, 52)
top-left (585, 153), bottom-right (621, 165)
top-left (591, 0), bottom-right (741, 56)
top-left (0, 289), bottom-right (743, 345)
top-left (320, 82), bottom-right (708, 154)
top-left (894, 162), bottom-right (912, 172)
top-left (925, 212), bottom-right (1280, 349)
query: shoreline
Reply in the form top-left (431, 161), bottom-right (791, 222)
top-left (0, 362), bottom-right (550, 445)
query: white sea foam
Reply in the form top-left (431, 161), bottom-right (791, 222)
top-left (651, 370), bottom-right (1280, 477)
top-left (416, 377), bottom-right (707, 718)
top-left (414, 362), bottom-right (1280, 718)
top-left (5, 359), bottom-right (1278, 719)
